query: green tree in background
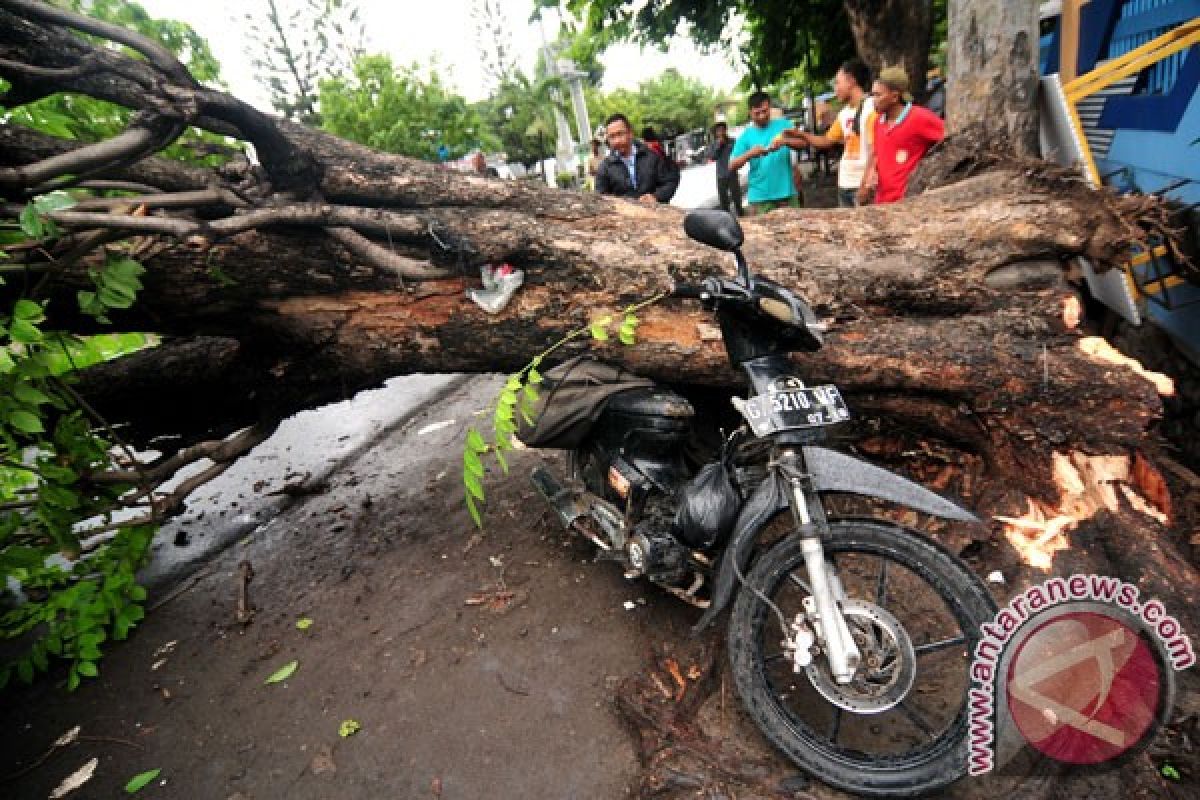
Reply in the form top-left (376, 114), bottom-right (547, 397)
top-left (474, 71), bottom-right (570, 165)
top-left (242, 0), bottom-right (364, 125)
top-left (319, 55), bottom-right (497, 160)
top-left (586, 68), bottom-right (721, 138)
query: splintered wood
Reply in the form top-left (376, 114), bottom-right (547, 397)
top-left (995, 451), bottom-right (1172, 571)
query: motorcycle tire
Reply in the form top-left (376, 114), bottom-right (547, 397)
top-left (728, 518), bottom-right (997, 797)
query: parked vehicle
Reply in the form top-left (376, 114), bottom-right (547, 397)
top-left (526, 210), bottom-right (997, 797)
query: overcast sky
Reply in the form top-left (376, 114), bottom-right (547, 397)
top-left (136, 0), bottom-right (745, 109)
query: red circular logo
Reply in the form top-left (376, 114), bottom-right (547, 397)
top-left (1005, 610), bottom-right (1162, 765)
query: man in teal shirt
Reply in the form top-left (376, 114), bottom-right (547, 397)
top-left (729, 91), bottom-right (799, 214)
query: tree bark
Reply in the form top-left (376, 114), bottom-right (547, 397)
top-left (843, 0), bottom-right (934, 103)
top-left (946, 0), bottom-right (1041, 155)
top-left (0, 1), bottom-right (1193, 603)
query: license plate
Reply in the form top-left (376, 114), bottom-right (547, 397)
top-left (741, 380), bottom-right (850, 437)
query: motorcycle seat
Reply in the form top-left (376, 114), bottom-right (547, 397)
top-left (606, 388), bottom-right (695, 420)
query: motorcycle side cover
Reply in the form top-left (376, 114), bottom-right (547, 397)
top-left (693, 446), bottom-right (979, 633)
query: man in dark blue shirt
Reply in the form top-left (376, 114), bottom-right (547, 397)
top-left (706, 122), bottom-right (742, 216)
top-left (594, 113), bottom-right (679, 204)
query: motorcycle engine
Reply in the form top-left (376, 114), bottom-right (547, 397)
top-left (626, 519), bottom-right (688, 584)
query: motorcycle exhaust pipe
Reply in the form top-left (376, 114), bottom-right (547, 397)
top-left (530, 466), bottom-right (617, 551)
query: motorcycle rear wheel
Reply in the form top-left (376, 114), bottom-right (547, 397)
top-left (728, 518), bottom-right (996, 797)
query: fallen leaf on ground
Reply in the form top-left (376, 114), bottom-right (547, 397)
top-left (295, 618), bottom-right (313, 630)
top-left (49, 758), bottom-right (98, 798)
top-left (664, 658), bottom-right (687, 701)
top-left (125, 768), bottom-right (161, 793)
top-left (54, 726), bottom-right (82, 748)
top-left (264, 660), bottom-right (298, 685)
top-left (310, 745), bottom-right (336, 776)
top-left (338, 719), bottom-right (361, 738)
top-left (464, 586), bottom-right (526, 614)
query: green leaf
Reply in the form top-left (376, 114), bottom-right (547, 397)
top-left (76, 660), bottom-right (99, 677)
top-left (504, 374), bottom-right (522, 391)
top-left (465, 428), bottom-right (487, 453)
top-left (264, 659), bottom-right (298, 684)
top-left (527, 367), bottom-right (543, 385)
top-left (7, 410), bottom-right (44, 434)
top-left (66, 669), bottom-right (81, 691)
top-left (618, 329), bottom-right (637, 346)
top-left (463, 447), bottom-right (484, 478)
top-left (124, 769), bottom-right (161, 793)
top-left (18, 204), bottom-right (44, 239)
top-left (1161, 763), bottom-right (1180, 781)
top-left (8, 319), bottom-right (42, 344)
top-left (98, 285), bottom-right (136, 310)
top-left (499, 390), bottom-right (518, 408)
top-left (493, 445), bottom-right (509, 475)
top-left (16, 658), bottom-right (33, 684)
top-left (0, 349), bottom-right (14, 374)
top-left (296, 618), bottom-right (313, 630)
top-left (466, 492), bottom-right (483, 528)
top-left (589, 322), bottom-right (610, 342)
top-left (464, 470), bottom-right (484, 501)
top-left (13, 382), bottom-right (50, 406)
top-left (33, 191), bottom-right (77, 214)
top-left (13, 299), bottom-right (43, 322)
top-left (338, 719), bottom-right (360, 737)
top-left (522, 383), bottom-right (539, 403)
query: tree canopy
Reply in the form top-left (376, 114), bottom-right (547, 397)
top-left (319, 55), bottom-right (497, 160)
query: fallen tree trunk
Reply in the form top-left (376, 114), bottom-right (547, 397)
top-left (0, 0), bottom-right (1193, 601)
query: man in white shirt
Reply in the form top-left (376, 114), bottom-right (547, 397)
top-left (784, 60), bottom-right (875, 207)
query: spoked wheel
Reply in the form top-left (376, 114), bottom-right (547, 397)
top-left (728, 519), bottom-right (997, 797)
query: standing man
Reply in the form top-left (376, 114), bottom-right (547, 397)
top-left (728, 92), bottom-right (798, 214)
top-left (858, 67), bottom-right (944, 205)
top-left (594, 113), bottom-right (679, 205)
top-left (786, 60), bottom-right (875, 207)
top-left (706, 122), bottom-right (742, 216)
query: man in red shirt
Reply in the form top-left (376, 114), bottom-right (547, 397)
top-left (858, 67), bottom-right (945, 205)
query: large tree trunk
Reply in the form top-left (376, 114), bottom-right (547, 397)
top-left (0, 1), bottom-right (1194, 620)
top-left (946, 0), bottom-right (1041, 154)
top-left (843, 0), bottom-right (934, 103)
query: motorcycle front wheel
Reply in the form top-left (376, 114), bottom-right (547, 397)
top-left (728, 518), bottom-right (996, 797)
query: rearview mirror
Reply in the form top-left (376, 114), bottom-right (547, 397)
top-left (684, 209), bottom-right (744, 252)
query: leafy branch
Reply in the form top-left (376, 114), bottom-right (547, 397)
top-left (1, 194), bottom-right (156, 692)
top-left (463, 292), bottom-right (665, 528)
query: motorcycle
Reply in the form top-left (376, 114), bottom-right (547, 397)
top-left (527, 209), bottom-right (997, 797)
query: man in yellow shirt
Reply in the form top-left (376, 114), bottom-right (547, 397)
top-left (783, 60), bottom-right (875, 207)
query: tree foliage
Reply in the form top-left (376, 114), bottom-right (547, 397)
top-left (555, 0), bottom-right (855, 89)
top-left (0, 0), bottom-right (236, 691)
top-left (586, 68), bottom-right (723, 138)
top-left (241, 0), bottom-right (364, 125)
top-left (2, 0), bottom-right (237, 167)
top-left (474, 71), bottom-right (569, 165)
top-left (319, 54), bottom-right (497, 160)
top-left (472, 0), bottom-right (518, 93)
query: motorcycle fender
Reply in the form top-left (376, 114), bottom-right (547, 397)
top-left (691, 446), bottom-right (978, 635)
top-left (802, 446), bottom-right (979, 524)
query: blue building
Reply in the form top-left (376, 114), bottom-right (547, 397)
top-left (1040, 1), bottom-right (1200, 360)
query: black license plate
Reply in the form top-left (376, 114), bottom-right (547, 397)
top-left (741, 380), bottom-right (850, 437)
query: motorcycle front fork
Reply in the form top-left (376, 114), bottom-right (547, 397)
top-left (778, 448), bottom-right (861, 684)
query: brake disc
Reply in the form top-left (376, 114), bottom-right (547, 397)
top-left (805, 599), bottom-right (917, 714)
